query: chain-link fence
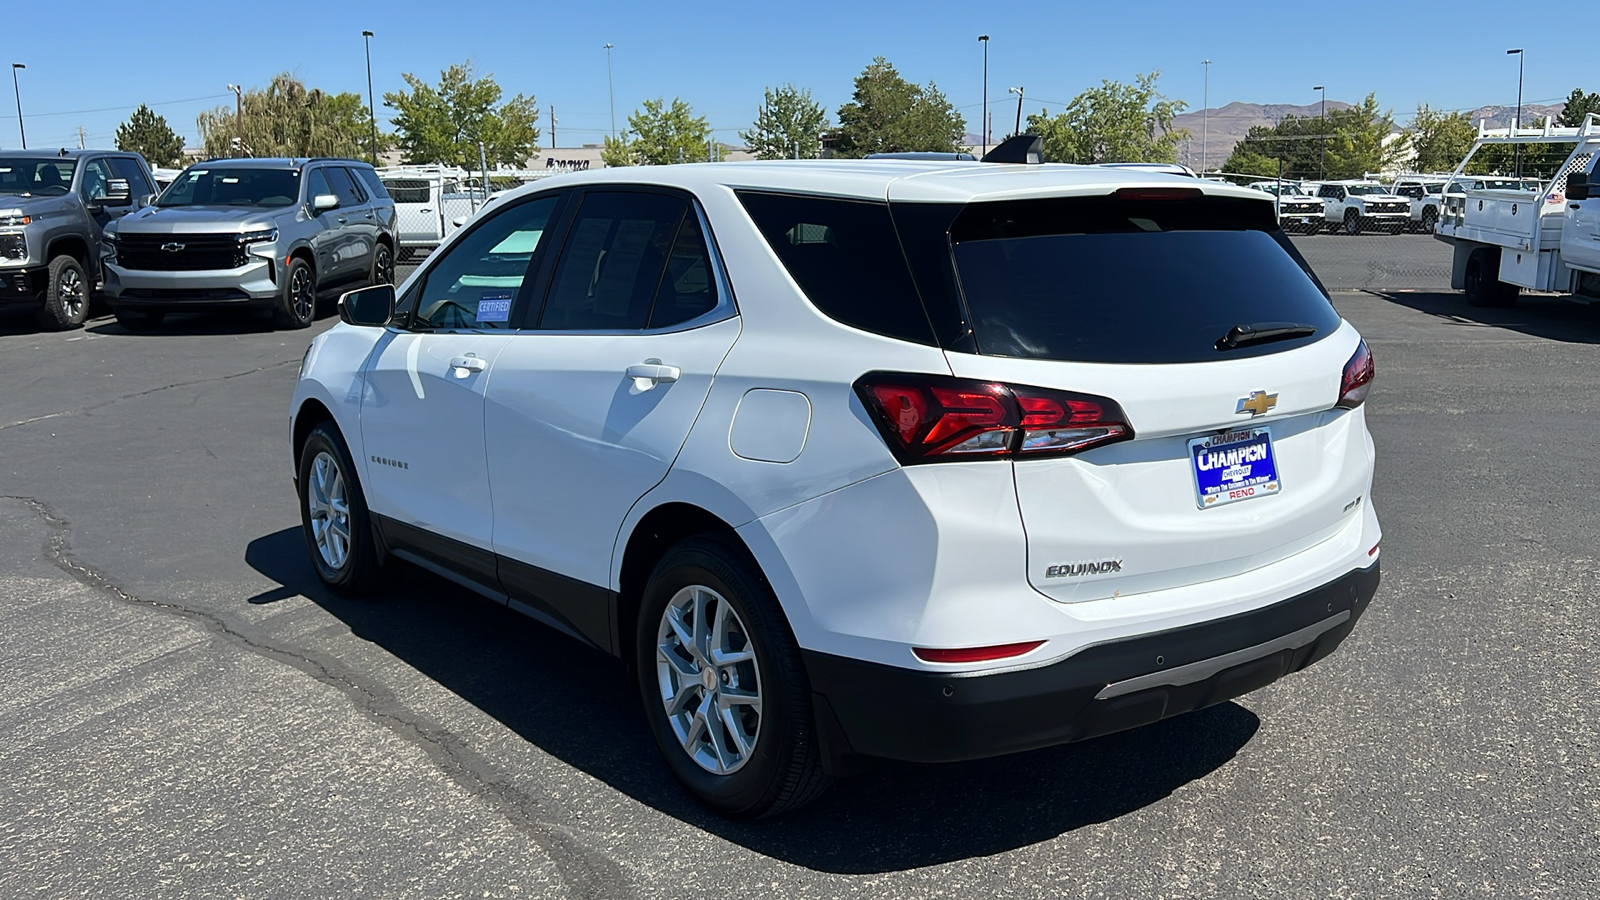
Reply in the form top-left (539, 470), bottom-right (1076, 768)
top-left (378, 165), bottom-right (568, 261)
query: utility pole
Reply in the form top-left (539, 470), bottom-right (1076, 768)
top-left (1201, 60), bottom-right (1211, 174)
top-left (77, 125), bottom-right (85, 149)
top-left (1313, 85), bottom-right (1326, 179)
top-left (978, 35), bottom-right (989, 156)
top-left (10, 64), bottom-right (25, 150)
top-left (227, 83), bottom-right (243, 157)
top-left (1009, 86), bottom-right (1025, 137)
top-left (1508, 49), bottom-right (1525, 179)
top-left (604, 43), bottom-right (616, 140)
top-left (362, 31), bottom-right (378, 165)
top-left (550, 105), bottom-right (555, 148)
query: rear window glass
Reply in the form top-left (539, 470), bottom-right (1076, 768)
top-left (383, 179), bottom-right (429, 203)
top-left (949, 195), bottom-right (1339, 364)
top-left (736, 192), bottom-right (934, 345)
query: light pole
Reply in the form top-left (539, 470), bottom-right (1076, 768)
top-left (10, 64), bottom-right (24, 150)
top-left (978, 35), bottom-right (989, 155)
top-left (227, 83), bottom-right (243, 156)
top-left (604, 43), bottom-right (616, 141)
top-left (1510, 48), bottom-right (1523, 177)
top-left (1313, 84), bottom-right (1326, 179)
top-left (1201, 60), bottom-right (1211, 174)
top-left (362, 31), bottom-right (378, 165)
top-left (1008, 86), bottom-right (1024, 137)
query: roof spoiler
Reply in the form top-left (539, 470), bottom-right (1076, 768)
top-left (981, 134), bottom-right (1042, 165)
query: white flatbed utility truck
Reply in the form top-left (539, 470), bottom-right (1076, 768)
top-left (1433, 113), bottom-right (1600, 307)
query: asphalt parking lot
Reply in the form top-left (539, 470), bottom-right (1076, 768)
top-left (2, 234), bottom-right (1595, 898)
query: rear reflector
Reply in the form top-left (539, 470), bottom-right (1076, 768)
top-left (856, 373), bottom-right (1133, 464)
top-left (1337, 340), bottom-right (1375, 409)
top-left (913, 641), bottom-right (1045, 664)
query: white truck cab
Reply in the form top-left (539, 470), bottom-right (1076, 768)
top-left (1433, 114), bottom-right (1600, 306)
top-left (1248, 180), bottom-right (1326, 233)
top-left (1390, 177), bottom-right (1448, 233)
top-left (1316, 181), bottom-right (1412, 234)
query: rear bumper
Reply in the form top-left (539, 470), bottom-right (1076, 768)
top-left (0, 265), bottom-right (47, 304)
top-left (805, 561), bottom-right (1379, 767)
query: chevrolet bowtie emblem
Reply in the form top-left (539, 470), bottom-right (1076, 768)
top-left (1235, 390), bottom-right (1278, 417)
top-left (161, 242), bottom-right (185, 252)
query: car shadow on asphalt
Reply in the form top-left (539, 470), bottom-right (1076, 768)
top-left (246, 527), bottom-right (1260, 873)
top-left (1370, 290), bottom-right (1600, 343)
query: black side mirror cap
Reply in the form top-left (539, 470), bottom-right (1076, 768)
top-left (1568, 171), bottom-right (1591, 202)
top-left (102, 178), bottom-right (132, 206)
top-left (339, 284), bottom-right (396, 327)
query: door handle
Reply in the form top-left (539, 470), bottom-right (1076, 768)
top-left (337, 216), bottom-right (348, 224)
top-left (626, 360), bottom-right (680, 389)
top-left (450, 355), bottom-right (488, 373)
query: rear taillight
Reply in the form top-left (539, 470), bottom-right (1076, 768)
top-left (1337, 340), bottom-right (1374, 409)
top-left (855, 373), bottom-right (1133, 464)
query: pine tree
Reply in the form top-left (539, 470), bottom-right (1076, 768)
top-left (115, 104), bottom-right (185, 167)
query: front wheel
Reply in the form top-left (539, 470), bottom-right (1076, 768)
top-left (636, 535), bottom-right (831, 818)
top-left (297, 421), bottom-right (384, 594)
top-left (35, 255), bottom-right (90, 331)
top-left (1421, 207), bottom-right (1439, 234)
top-left (273, 257), bottom-right (316, 329)
top-left (1342, 210), bottom-right (1362, 235)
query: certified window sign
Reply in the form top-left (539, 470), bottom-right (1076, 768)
top-left (1189, 427), bottom-right (1281, 509)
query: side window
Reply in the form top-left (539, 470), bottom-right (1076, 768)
top-left (353, 167), bottom-right (390, 201)
top-left (106, 157), bottom-right (154, 197)
top-left (304, 168), bottom-right (333, 205)
top-left (649, 215), bottom-right (721, 329)
top-left (80, 159), bottom-right (113, 201)
top-left (1318, 185), bottom-right (1335, 199)
top-left (412, 194), bottom-right (561, 331)
top-left (325, 166), bottom-right (366, 205)
top-left (538, 191), bottom-right (688, 331)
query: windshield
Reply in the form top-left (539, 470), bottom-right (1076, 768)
top-left (157, 168), bottom-right (301, 208)
top-left (949, 195), bottom-right (1338, 364)
top-left (1346, 184), bottom-right (1391, 196)
top-left (0, 159), bottom-right (75, 197)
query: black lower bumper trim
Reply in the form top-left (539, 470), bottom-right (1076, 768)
top-left (803, 561), bottom-right (1380, 766)
top-left (0, 266), bottom-right (46, 303)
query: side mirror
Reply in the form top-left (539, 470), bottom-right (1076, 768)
top-left (102, 178), bottom-right (133, 207)
top-left (1568, 171), bottom-right (1590, 202)
top-left (450, 214), bottom-right (469, 228)
top-left (339, 284), bottom-right (396, 327)
top-left (312, 193), bottom-right (340, 214)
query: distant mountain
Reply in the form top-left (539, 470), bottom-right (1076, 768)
top-left (1461, 104), bottom-right (1565, 130)
top-left (1171, 101), bottom-right (1354, 172)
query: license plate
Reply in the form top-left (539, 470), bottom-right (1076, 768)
top-left (1189, 428), bottom-right (1281, 509)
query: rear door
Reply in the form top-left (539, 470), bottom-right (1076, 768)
top-left (909, 190), bottom-right (1371, 603)
top-left (1564, 159), bottom-right (1600, 272)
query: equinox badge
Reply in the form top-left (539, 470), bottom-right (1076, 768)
top-left (1235, 390), bottom-right (1278, 417)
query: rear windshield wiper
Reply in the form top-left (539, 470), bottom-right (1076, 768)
top-left (1215, 322), bottom-right (1319, 351)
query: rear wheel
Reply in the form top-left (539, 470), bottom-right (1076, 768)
top-left (113, 309), bottom-right (165, 331)
top-left (1420, 207), bottom-right (1438, 234)
top-left (35, 255), bottom-right (90, 331)
top-left (635, 535), bottom-right (830, 818)
top-left (273, 256), bottom-right (316, 329)
top-left (1464, 247), bottom-right (1519, 308)
top-left (371, 242), bottom-right (395, 287)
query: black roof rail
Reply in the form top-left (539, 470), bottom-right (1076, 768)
top-left (981, 134), bottom-right (1043, 165)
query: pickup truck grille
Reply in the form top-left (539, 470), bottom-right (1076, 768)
top-left (116, 234), bottom-right (249, 271)
top-left (1365, 202), bottom-right (1408, 215)
top-left (1280, 201), bottom-right (1321, 215)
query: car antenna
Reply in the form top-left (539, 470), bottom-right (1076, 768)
top-left (980, 134), bottom-right (1043, 165)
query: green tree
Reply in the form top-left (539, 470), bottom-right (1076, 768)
top-left (740, 85), bottom-right (829, 160)
top-left (833, 57), bottom-right (966, 158)
top-left (384, 62), bottom-right (539, 167)
top-left (1221, 146), bottom-right (1284, 179)
top-left (1323, 94), bottom-right (1400, 179)
top-left (1025, 71), bottom-right (1188, 165)
top-left (601, 97), bottom-right (712, 166)
top-left (1406, 104), bottom-right (1475, 173)
top-left (1558, 88), bottom-right (1600, 127)
top-left (115, 104), bottom-right (186, 167)
top-left (197, 74), bottom-right (383, 159)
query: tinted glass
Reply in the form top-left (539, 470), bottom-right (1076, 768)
top-left (539, 191), bottom-right (686, 331)
top-left (158, 168), bottom-right (301, 207)
top-left (353, 167), bottom-right (390, 200)
top-left (304, 168), bottom-right (332, 203)
top-left (106, 157), bottom-right (154, 197)
top-left (949, 195), bottom-right (1339, 364)
top-left (382, 179), bottom-right (429, 203)
top-left (0, 159), bottom-right (74, 196)
top-left (324, 167), bottom-right (366, 205)
top-left (649, 217), bottom-right (721, 328)
top-left (736, 191), bottom-right (934, 345)
top-left (80, 160), bottom-right (113, 201)
top-left (413, 195), bottom-right (560, 330)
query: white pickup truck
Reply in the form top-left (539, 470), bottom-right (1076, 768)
top-left (376, 166), bottom-right (486, 261)
top-left (1315, 181), bottom-right (1413, 234)
top-left (1247, 180), bottom-right (1326, 233)
top-left (1433, 114), bottom-right (1600, 306)
top-left (1390, 177), bottom-right (1447, 233)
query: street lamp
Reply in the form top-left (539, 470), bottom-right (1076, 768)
top-left (1510, 48), bottom-right (1523, 177)
top-left (1313, 84), bottom-right (1326, 179)
top-left (362, 31), bottom-right (378, 165)
top-left (1008, 86), bottom-right (1024, 137)
top-left (10, 64), bottom-right (24, 150)
top-left (604, 43), bottom-right (616, 141)
top-left (978, 35), bottom-right (989, 156)
top-left (1201, 60), bottom-right (1211, 174)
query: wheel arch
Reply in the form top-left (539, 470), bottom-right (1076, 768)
top-left (292, 397), bottom-right (336, 468)
top-left (45, 234), bottom-right (91, 267)
top-left (614, 502), bottom-right (749, 668)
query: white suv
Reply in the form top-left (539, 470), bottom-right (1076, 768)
top-left (289, 151), bottom-right (1382, 818)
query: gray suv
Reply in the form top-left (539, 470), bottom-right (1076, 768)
top-left (0, 149), bottom-right (156, 330)
top-left (103, 158), bottom-right (397, 330)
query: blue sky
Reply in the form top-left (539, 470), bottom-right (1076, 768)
top-left (2, 0), bottom-right (1587, 153)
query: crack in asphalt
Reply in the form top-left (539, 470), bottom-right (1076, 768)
top-left (0, 359), bottom-right (300, 432)
top-left (4, 494), bottom-right (634, 900)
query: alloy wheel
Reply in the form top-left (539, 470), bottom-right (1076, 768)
top-left (59, 266), bottom-right (85, 319)
top-left (655, 584), bottom-right (763, 775)
top-left (290, 266), bottom-right (315, 321)
top-left (306, 451), bottom-right (352, 571)
top-left (375, 245), bottom-right (394, 286)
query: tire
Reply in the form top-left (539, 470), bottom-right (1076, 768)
top-left (635, 534), bottom-right (831, 819)
top-left (273, 256), bottom-right (316, 329)
top-left (113, 309), bottom-right (165, 331)
top-left (34, 255), bottom-right (90, 331)
top-left (1464, 247), bottom-right (1519, 308)
top-left (297, 421), bottom-right (385, 594)
top-left (1342, 210), bottom-right (1362, 235)
top-left (1421, 207), bottom-right (1438, 234)
top-left (371, 241), bottom-right (395, 287)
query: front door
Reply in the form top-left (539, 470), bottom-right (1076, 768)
top-left (485, 189), bottom-right (740, 642)
top-left (303, 168), bottom-right (348, 283)
top-left (358, 191), bottom-right (565, 585)
top-left (1564, 162), bottom-right (1600, 273)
